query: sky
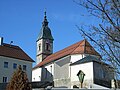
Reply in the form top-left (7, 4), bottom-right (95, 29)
top-left (0, 0), bottom-right (98, 67)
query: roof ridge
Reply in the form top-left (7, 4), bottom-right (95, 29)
top-left (3, 43), bottom-right (20, 50)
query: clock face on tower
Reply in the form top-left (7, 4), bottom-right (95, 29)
top-left (46, 39), bottom-right (50, 44)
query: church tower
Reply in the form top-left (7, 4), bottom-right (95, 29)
top-left (36, 11), bottom-right (54, 64)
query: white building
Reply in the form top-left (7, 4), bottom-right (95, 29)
top-left (0, 37), bottom-right (34, 83)
top-left (32, 12), bottom-right (114, 89)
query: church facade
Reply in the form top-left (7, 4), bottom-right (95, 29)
top-left (32, 12), bottom-right (114, 89)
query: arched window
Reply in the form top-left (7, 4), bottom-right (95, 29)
top-left (38, 44), bottom-right (41, 51)
top-left (45, 43), bottom-right (51, 51)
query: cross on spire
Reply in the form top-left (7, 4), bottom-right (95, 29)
top-left (44, 10), bottom-right (46, 19)
top-left (43, 10), bottom-right (48, 26)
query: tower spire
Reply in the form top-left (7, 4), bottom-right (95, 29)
top-left (42, 10), bottom-right (48, 26)
top-left (44, 10), bottom-right (46, 18)
top-left (36, 11), bottom-right (54, 64)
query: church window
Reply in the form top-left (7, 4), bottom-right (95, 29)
top-left (45, 43), bottom-right (50, 51)
top-left (38, 44), bottom-right (41, 51)
top-left (3, 77), bottom-right (7, 83)
top-left (4, 62), bottom-right (8, 68)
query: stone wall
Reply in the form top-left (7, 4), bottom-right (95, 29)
top-left (71, 80), bottom-right (93, 89)
top-left (54, 56), bottom-right (71, 80)
top-left (54, 78), bottom-right (71, 88)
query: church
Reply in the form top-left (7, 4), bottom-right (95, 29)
top-left (32, 12), bottom-right (114, 89)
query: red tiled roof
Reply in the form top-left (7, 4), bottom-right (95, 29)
top-left (0, 43), bottom-right (34, 62)
top-left (33, 39), bottom-right (100, 69)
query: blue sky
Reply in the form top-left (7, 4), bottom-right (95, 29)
top-left (0, 0), bottom-right (98, 66)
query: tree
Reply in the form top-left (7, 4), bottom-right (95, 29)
top-left (73, 0), bottom-right (120, 79)
top-left (6, 65), bottom-right (31, 90)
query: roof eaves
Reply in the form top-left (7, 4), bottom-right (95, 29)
top-left (33, 54), bottom-right (70, 69)
top-left (70, 56), bottom-right (99, 66)
top-left (0, 55), bottom-right (34, 62)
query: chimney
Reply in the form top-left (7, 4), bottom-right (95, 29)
top-left (0, 37), bottom-right (3, 45)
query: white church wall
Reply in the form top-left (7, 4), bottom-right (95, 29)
top-left (32, 67), bottom-right (41, 82)
top-left (54, 56), bottom-right (71, 88)
top-left (45, 63), bottom-right (54, 76)
top-left (32, 63), bottom-right (54, 82)
top-left (70, 54), bottom-right (84, 63)
top-left (36, 39), bottom-right (43, 64)
top-left (70, 62), bottom-right (94, 88)
top-left (71, 54), bottom-right (100, 64)
top-left (0, 56), bottom-right (32, 83)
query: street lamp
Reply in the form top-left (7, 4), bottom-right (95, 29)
top-left (77, 70), bottom-right (85, 88)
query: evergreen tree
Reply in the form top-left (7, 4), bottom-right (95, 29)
top-left (6, 65), bottom-right (31, 90)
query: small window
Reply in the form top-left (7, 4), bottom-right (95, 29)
top-left (23, 65), bottom-right (26, 71)
top-left (13, 63), bottom-right (17, 69)
top-left (38, 44), bottom-right (41, 51)
top-left (45, 43), bottom-right (51, 51)
top-left (4, 62), bottom-right (8, 68)
top-left (3, 77), bottom-right (7, 83)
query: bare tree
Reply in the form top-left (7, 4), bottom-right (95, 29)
top-left (73, 0), bottom-right (120, 79)
top-left (6, 65), bottom-right (31, 90)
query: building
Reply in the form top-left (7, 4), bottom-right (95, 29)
top-left (0, 37), bottom-right (34, 83)
top-left (32, 12), bottom-right (114, 89)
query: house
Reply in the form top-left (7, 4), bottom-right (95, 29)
top-left (32, 12), bottom-right (114, 89)
top-left (0, 37), bottom-right (34, 83)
